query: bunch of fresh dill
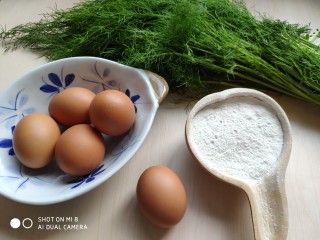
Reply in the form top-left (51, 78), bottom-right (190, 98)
top-left (1, 0), bottom-right (320, 104)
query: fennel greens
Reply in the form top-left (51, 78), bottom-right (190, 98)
top-left (1, 0), bottom-right (320, 104)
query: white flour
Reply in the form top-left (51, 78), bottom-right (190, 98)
top-left (189, 97), bottom-right (283, 181)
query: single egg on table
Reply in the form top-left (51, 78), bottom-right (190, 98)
top-left (136, 165), bottom-right (187, 228)
top-left (49, 87), bottom-right (96, 127)
top-left (89, 89), bottom-right (136, 136)
top-left (12, 113), bottom-right (61, 169)
top-left (55, 124), bottom-right (105, 176)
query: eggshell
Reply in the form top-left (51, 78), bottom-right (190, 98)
top-left (89, 89), bottom-right (135, 136)
top-left (55, 124), bottom-right (105, 176)
top-left (12, 113), bottom-right (61, 169)
top-left (136, 166), bottom-right (187, 228)
top-left (49, 87), bottom-right (96, 126)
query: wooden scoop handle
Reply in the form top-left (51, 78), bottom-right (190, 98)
top-left (245, 176), bottom-right (288, 240)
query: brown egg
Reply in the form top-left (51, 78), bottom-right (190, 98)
top-left (55, 124), bottom-right (105, 176)
top-left (89, 89), bottom-right (135, 136)
top-left (136, 166), bottom-right (187, 228)
top-left (13, 113), bottom-right (61, 169)
top-left (49, 87), bottom-right (96, 127)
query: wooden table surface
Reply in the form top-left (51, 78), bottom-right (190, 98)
top-left (0, 1), bottom-right (319, 239)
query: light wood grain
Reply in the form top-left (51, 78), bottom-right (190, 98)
top-left (0, 1), bottom-right (320, 240)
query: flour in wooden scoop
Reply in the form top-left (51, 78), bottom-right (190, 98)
top-left (189, 97), bottom-right (283, 181)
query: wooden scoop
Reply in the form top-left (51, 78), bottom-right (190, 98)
top-left (185, 88), bottom-right (292, 240)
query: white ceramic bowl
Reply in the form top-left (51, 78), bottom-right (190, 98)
top-left (0, 57), bottom-right (168, 205)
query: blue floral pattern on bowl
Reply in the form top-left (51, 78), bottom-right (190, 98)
top-left (0, 57), bottom-right (160, 205)
top-left (80, 61), bottom-right (118, 93)
top-left (66, 164), bottom-right (106, 189)
top-left (0, 126), bottom-right (15, 156)
top-left (40, 67), bottom-right (75, 95)
top-left (0, 163), bottom-right (50, 192)
top-left (0, 89), bottom-right (36, 129)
